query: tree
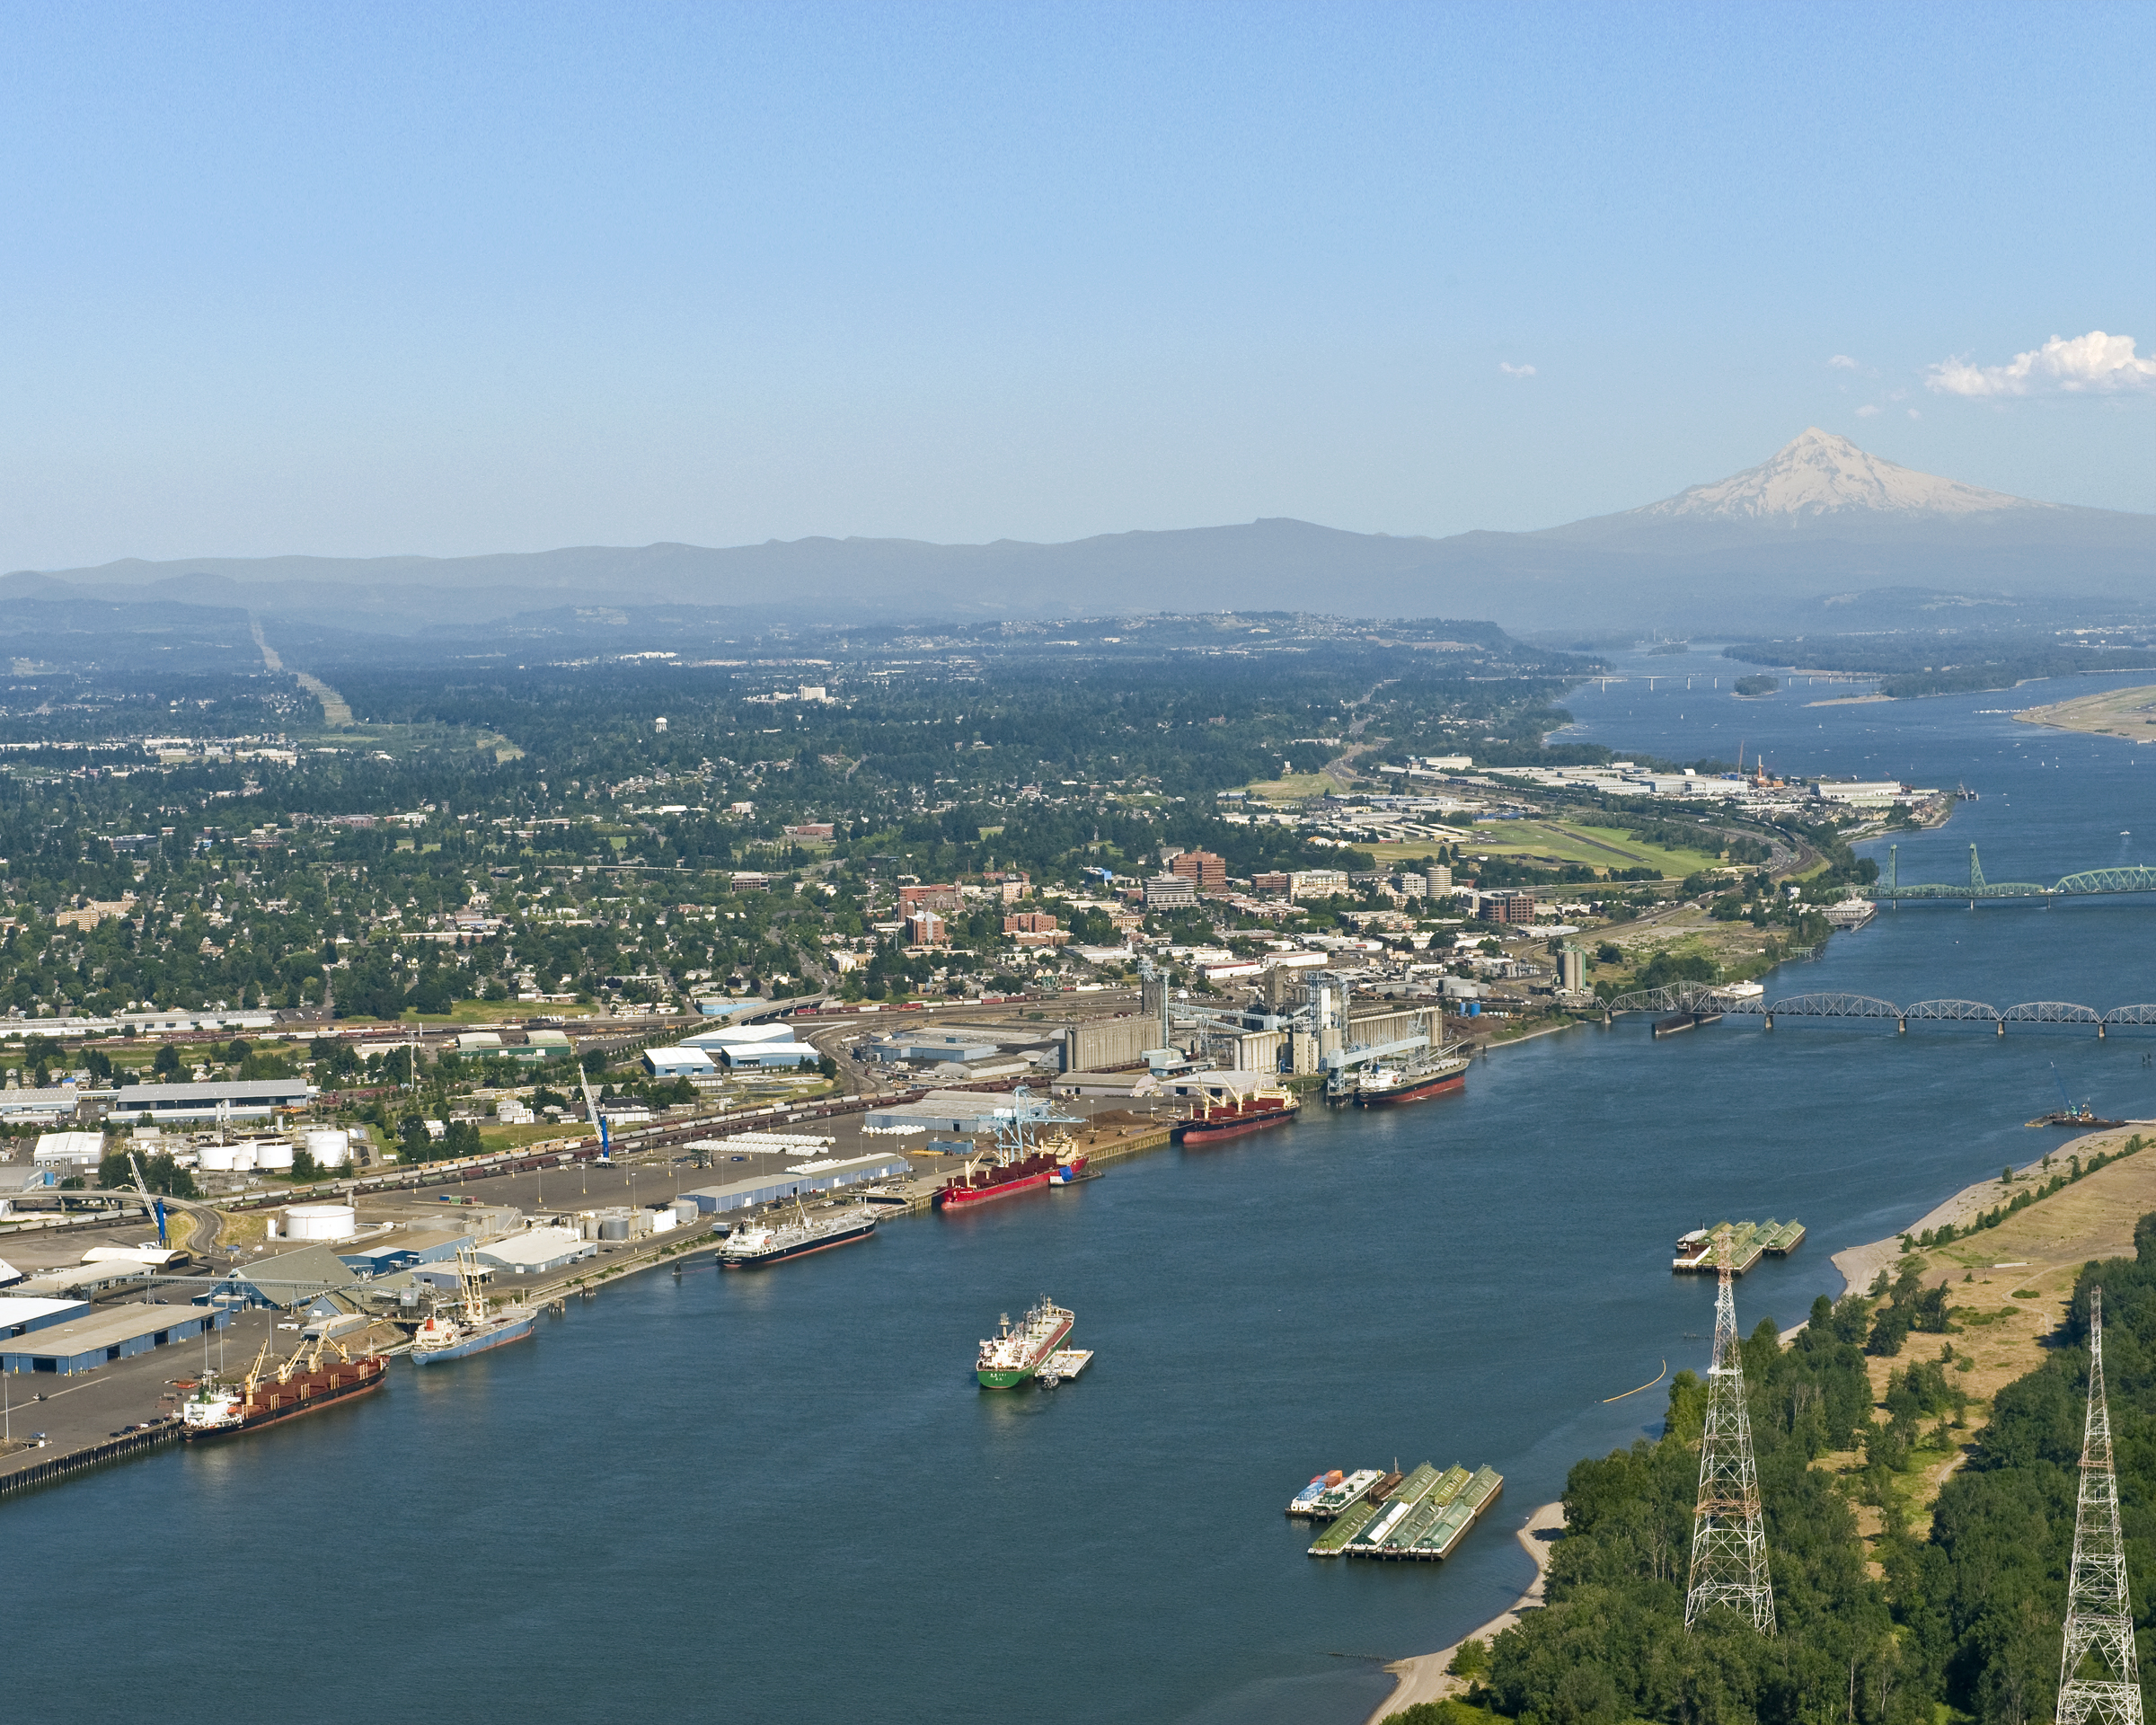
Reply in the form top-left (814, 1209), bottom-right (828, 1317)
top-left (152, 1042), bottom-right (181, 1077)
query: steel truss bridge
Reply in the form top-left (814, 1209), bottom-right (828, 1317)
top-left (1874, 844), bottom-right (2156, 905)
top-left (1605, 981), bottom-right (2156, 1037)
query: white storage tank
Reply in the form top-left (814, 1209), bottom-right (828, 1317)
top-left (196, 1143), bottom-right (240, 1172)
top-left (228, 1145), bottom-right (259, 1172)
top-left (252, 1140), bottom-right (294, 1172)
top-left (304, 1128), bottom-right (351, 1168)
top-left (284, 1202), bottom-right (357, 1242)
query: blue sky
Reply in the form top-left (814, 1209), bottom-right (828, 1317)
top-left (4, 1), bottom-right (2151, 569)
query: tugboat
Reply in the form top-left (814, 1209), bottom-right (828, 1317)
top-left (181, 1336), bottom-right (387, 1441)
top-left (1353, 1048), bottom-right (1471, 1107)
top-left (976, 1296), bottom-right (1075, 1389)
top-left (935, 1087), bottom-right (1087, 1210)
top-left (1175, 1085), bottom-right (1301, 1146)
top-left (719, 1194), bottom-right (879, 1268)
top-left (411, 1246), bottom-right (536, 1364)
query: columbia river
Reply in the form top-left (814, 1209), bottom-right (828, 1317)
top-left (10, 657), bottom-right (2156, 1725)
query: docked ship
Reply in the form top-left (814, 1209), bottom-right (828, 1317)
top-left (719, 1198), bottom-right (879, 1268)
top-left (1353, 1050), bottom-right (1470, 1107)
top-left (411, 1247), bottom-right (536, 1365)
top-left (935, 1086), bottom-right (1087, 1210)
top-left (181, 1336), bottom-right (386, 1441)
top-left (976, 1296), bottom-right (1075, 1389)
top-left (1175, 1087), bottom-right (1300, 1146)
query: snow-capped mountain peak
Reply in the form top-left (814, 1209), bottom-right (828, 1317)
top-left (1630, 428), bottom-right (2045, 522)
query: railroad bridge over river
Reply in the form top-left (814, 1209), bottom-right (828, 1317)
top-left (1875, 844), bottom-right (2156, 906)
top-left (1607, 983), bottom-right (2156, 1037)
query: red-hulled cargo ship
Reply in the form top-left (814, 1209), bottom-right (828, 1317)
top-left (1174, 1090), bottom-right (1301, 1146)
top-left (936, 1142), bottom-right (1086, 1208)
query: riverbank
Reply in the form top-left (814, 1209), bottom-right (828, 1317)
top-left (1830, 1121), bottom-right (2154, 1298)
top-left (1364, 1499), bottom-right (1566, 1724)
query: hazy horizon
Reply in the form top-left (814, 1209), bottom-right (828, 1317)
top-left (5, 4), bottom-right (2152, 572)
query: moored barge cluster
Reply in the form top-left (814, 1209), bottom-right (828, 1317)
top-left (1294, 1459), bottom-right (1506, 1561)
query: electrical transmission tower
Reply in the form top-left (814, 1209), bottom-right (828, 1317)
top-left (2057, 1286), bottom-right (2143, 1725)
top-left (1683, 1226), bottom-right (1776, 1633)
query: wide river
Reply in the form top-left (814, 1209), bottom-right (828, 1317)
top-left (13, 655), bottom-right (2156, 1725)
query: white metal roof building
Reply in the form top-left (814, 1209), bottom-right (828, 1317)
top-left (0, 1296), bottom-right (92, 1338)
top-left (681, 1022), bottom-right (797, 1049)
top-left (643, 1046), bottom-right (719, 1077)
top-left (472, 1226), bottom-right (595, 1275)
top-left (782, 1153), bottom-right (914, 1189)
top-left (718, 1042), bottom-right (817, 1069)
top-left (678, 1172), bottom-right (815, 1215)
top-left (113, 1078), bottom-right (312, 1122)
top-left (33, 1131), bottom-right (106, 1169)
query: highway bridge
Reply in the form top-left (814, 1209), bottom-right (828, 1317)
top-left (1874, 844), bottom-right (2156, 905)
top-left (1606, 981), bottom-right (2156, 1037)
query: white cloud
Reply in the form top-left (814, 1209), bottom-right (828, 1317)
top-left (1828, 354), bottom-right (1860, 370)
top-left (1855, 403), bottom-right (1880, 418)
top-left (1498, 362), bottom-right (1535, 378)
top-left (1927, 330), bottom-right (2156, 397)
top-left (1907, 408), bottom-right (1921, 420)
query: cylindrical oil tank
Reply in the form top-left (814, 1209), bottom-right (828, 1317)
top-left (252, 1140), bottom-right (294, 1171)
top-left (227, 1144), bottom-right (259, 1172)
top-left (669, 1199), bottom-right (701, 1225)
top-left (285, 1202), bottom-right (358, 1241)
top-left (304, 1128), bottom-right (350, 1168)
top-left (598, 1217), bottom-right (630, 1242)
top-left (196, 1143), bottom-right (239, 1172)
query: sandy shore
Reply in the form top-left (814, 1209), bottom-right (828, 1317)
top-left (1832, 1126), bottom-right (2152, 1298)
top-left (1364, 1499), bottom-right (1566, 1724)
top-left (2013, 684), bottom-right (2156, 744)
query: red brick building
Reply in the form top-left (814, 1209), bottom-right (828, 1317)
top-left (1171, 850), bottom-right (1226, 890)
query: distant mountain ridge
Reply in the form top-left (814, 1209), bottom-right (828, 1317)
top-left (7, 432), bottom-right (2150, 637)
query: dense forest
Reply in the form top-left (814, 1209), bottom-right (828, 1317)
top-left (1432, 1226), bottom-right (2156, 1725)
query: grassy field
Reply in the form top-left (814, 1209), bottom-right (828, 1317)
top-left (1370, 818), bottom-right (1722, 879)
top-left (393, 1000), bottom-right (599, 1025)
top-left (479, 1122), bottom-right (595, 1151)
top-left (1825, 1128), bottom-right (2154, 1552)
top-left (1241, 770), bottom-right (1339, 801)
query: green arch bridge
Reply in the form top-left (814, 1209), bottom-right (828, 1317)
top-left (1872, 845), bottom-right (2156, 904)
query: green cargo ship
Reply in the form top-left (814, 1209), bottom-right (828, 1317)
top-left (976, 1297), bottom-right (1074, 1389)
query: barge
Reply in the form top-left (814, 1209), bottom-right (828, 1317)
top-left (1672, 1217), bottom-right (1805, 1275)
top-left (1305, 1460), bottom-right (1505, 1559)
